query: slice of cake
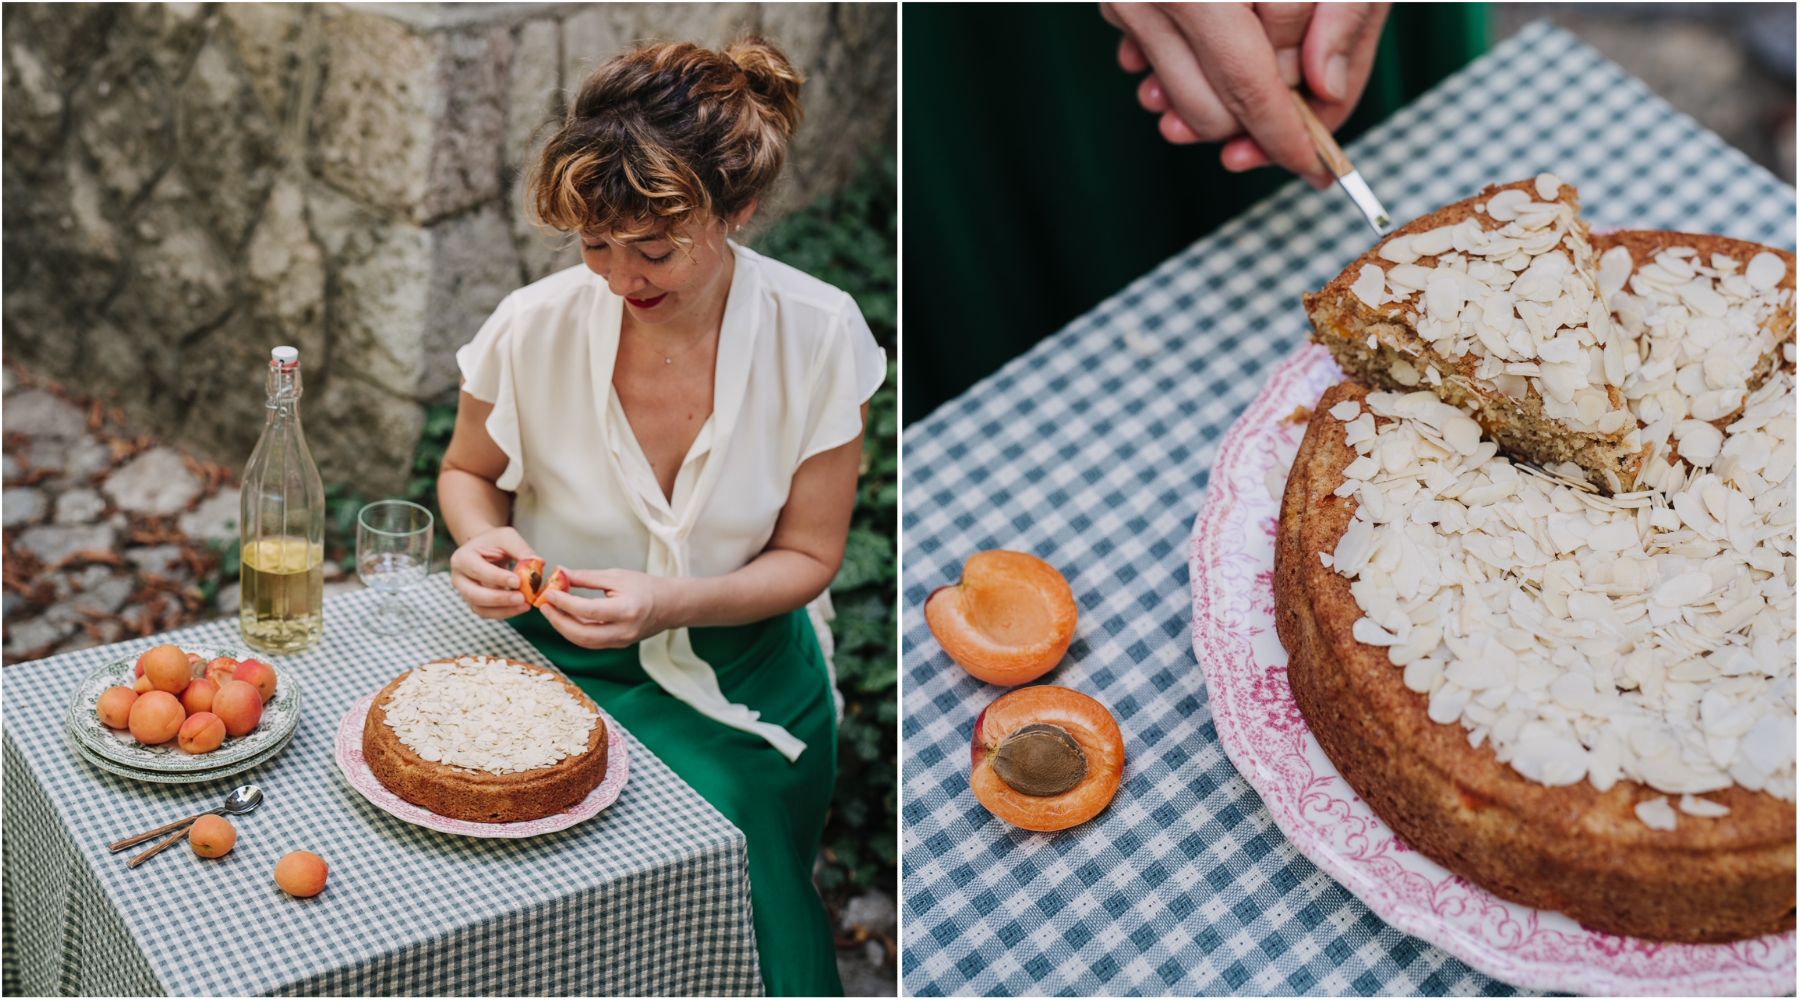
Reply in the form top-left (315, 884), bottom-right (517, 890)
top-left (1305, 174), bottom-right (1644, 493)
top-left (363, 656), bottom-right (607, 823)
top-left (1593, 230), bottom-right (1796, 493)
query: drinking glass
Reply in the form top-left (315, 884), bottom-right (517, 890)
top-left (356, 500), bottom-right (434, 636)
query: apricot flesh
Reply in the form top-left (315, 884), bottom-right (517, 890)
top-left (204, 657), bottom-right (240, 691)
top-left (139, 644), bottom-right (192, 695)
top-left (189, 815), bottom-right (236, 858)
top-left (927, 551), bottom-right (1078, 686)
top-left (213, 680), bottom-right (263, 737)
top-left (537, 567), bottom-right (571, 607)
top-left (178, 712), bottom-right (226, 754)
top-left (128, 691), bottom-right (186, 745)
top-left (970, 686), bottom-right (1124, 832)
top-left (97, 687), bottom-right (139, 729)
top-left (275, 851), bottom-right (329, 897)
top-left (517, 558), bottom-right (548, 605)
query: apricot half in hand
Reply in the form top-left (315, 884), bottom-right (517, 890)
top-left (926, 550), bottom-right (1078, 686)
top-left (970, 686), bottom-right (1124, 832)
top-left (517, 558), bottom-right (570, 608)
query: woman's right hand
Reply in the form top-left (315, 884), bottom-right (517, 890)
top-left (449, 526), bottom-right (537, 619)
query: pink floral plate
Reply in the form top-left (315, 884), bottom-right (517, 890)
top-left (333, 692), bottom-right (630, 839)
top-left (1187, 342), bottom-right (1795, 995)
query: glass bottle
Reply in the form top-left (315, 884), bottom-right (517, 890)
top-left (239, 345), bottom-right (326, 653)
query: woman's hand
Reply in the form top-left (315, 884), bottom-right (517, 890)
top-left (449, 526), bottom-right (537, 619)
top-left (1100, 2), bottom-right (1389, 186)
top-left (538, 568), bottom-right (673, 649)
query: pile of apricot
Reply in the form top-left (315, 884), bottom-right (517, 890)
top-left (95, 644), bottom-right (277, 754)
top-left (928, 550), bottom-right (1127, 833)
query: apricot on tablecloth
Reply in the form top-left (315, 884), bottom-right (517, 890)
top-left (189, 815), bottom-right (236, 858)
top-left (97, 686), bottom-right (139, 729)
top-left (970, 685), bottom-right (1125, 832)
top-left (275, 851), bottom-right (328, 897)
top-left (927, 550), bottom-right (1079, 686)
top-left (128, 691), bottom-right (185, 745)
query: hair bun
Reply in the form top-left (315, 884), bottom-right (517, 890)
top-left (725, 35), bottom-right (804, 139)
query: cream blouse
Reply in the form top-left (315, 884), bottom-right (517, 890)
top-left (455, 243), bottom-right (887, 761)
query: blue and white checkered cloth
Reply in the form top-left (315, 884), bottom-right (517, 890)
top-left (899, 21), bottom-right (1796, 996)
top-left (3, 574), bottom-right (762, 996)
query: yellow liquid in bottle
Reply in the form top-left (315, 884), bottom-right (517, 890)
top-left (239, 537), bottom-right (324, 653)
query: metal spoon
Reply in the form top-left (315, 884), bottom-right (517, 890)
top-left (112, 785), bottom-right (264, 865)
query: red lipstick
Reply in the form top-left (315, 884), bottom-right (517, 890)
top-left (626, 293), bottom-right (668, 309)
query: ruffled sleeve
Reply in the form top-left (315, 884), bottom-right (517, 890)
top-left (797, 293), bottom-right (888, 467)
top-left (454, 293), bottom-right (527, 492)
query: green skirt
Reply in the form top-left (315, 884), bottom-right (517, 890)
top-left (510, 607), bottom-right (843, 996)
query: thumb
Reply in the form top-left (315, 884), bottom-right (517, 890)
top-left (1301, 3), bottom-right (1387, 104)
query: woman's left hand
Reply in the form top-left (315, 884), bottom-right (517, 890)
top-left (537, 568), bottom-right (675, 649)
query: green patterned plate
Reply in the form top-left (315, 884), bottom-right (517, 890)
top-left (65, 714), bottom-right (297, 785)
top-left (66, 645), bottom-right (301, 773)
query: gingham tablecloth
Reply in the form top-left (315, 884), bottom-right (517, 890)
top-left (899, 21), bottom-right (1796, 997)
top-left (1, 574), bottom-right (762, 996)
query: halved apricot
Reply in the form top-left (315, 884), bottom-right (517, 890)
top-left (517, 558), bottom-right (547, 605)
top-left (536, 567), bottom-right (571, 607)
top-left (926, 550), bottom-right (1077, 686)
top-left (970, 686), bottom-right (1124, 832)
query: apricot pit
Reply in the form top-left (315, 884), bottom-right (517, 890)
top-left (970, 686), bottom-right (1124, 832)
top-left (927, 550), bottom-right (1078, 686)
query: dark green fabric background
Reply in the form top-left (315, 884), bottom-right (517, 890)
top-left (903, 3), bottom-right (1491, 424)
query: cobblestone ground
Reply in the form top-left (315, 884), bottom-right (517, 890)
top-left (1495, 5), bottom-right (1796, 185)
top-left (0, 361), bottom-right (897, 993)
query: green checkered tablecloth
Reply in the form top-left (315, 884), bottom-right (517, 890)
top-left (2, 574), bottom-right (762, 996)
top-left (899, 21), bottom-right (1795, 997)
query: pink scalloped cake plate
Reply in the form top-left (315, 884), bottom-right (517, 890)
top-left (1188, 342), bottom-right (1795, 995)
top-left (335, 692), bottom-right (630, 839)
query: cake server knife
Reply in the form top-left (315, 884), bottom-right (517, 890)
top-left (1290, 91), bottom-right (1393, 237)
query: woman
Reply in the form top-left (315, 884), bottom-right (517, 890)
top-left (438, 36), bottom-right (884, 996)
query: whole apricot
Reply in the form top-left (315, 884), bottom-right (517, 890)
top-left (189, 815), bottom-right (236, 858)
top-left (927, 551), bottom-right (1079, 687)
top-left (97, 686), bottom-right (139, 729)
top-left (274, 851), bottom-right (328, 897)
top-left (181, 677), bottom-right (219, 715)
top-left (139, 644), bottom-right (192, 695)
top-left (127, 691), bottom-right (185, 745)
top-left (233, 659), bottom-right (278, 702)
top-left (213, 680), bottom-right (263, 737)
top-left (969, 686), bottom-right (1125, 832)
top-left (204, 657), bottom-right (240, 691)
top-left (133, 674), bottom-right (154, 694)
top-left (178, 712), bottom-right (226, 754)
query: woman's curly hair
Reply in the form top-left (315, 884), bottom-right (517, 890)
top-left (528, 36), bottom-right (804, 249)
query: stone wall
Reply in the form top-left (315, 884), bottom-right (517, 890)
top-left (2, 2), bottom-right (896, 494)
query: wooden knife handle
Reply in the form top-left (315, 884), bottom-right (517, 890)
top-left (110, 813), bottom-right (202, 852)
top-left (1291, 91), bottom-right (1352, 179)
top-left (128, 825), bottom-right (193, 868)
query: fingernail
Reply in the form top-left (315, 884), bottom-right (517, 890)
top-left (1326, 54), bottom-right (1348, 102)
top-left (1276, 48), bottom-right (1301, 88)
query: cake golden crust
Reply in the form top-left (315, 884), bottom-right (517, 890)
top-left (1274, 381), bottom-right (1796, 943)
top-left (363, 660), bottom-right (608, 824)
